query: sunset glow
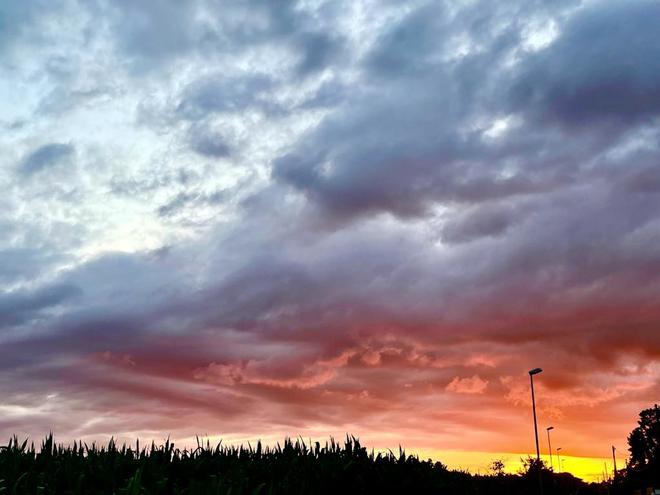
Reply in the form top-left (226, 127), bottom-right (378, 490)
top-left (1, 0), bottom-right (660, 485)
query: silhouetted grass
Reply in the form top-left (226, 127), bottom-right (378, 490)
top-left (0, 434), bottom-right (601, 494)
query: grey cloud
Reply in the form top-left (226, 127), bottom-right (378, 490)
top-left (20, 143), bottom-right (74, 176)
top-left (0, 283), bottom-right (81, 329)
top-left (441, 205), bottom-right (518, 244)
top-left (272, 0), bottom-right (660, 223)
top-left (0, 247), bottom-right (61, 284)
top-left (297, 79), bottom-right (348, 109)
top-left (176, 73), bottom-right (276, 120)
top-left (229, 0), bottom-right (345, 76)
top-left (622, 166), bottom-right (660, 195)
top-left (188, 126), bottom-right (231, 157)
top-left (98, 0), bottom-right (344, 75)
top-left (294, 31), bottom-right (343, 76)
top-left (38, 84), bottom-right (119, 116)
top-left (0, 0), bottom-right (60, 53)
top-left (157, 190), bottom-right (226, 218)
top-left (14, 178), bottom-right (656, 355)
top-left (0, 249), bottom-right (223, 373)
top-left (509, 0), bottom-right (660, 128)
top-left (365, 3), bottom-right (448, 77)
top-left (100, 0), bottom-right (205, 71)
top-left (271, 7), bottom-right (520, 219)
top-left (110, 168), bottom-right (197, 197)
top-left (271, 108), bottom-right (554, 221)
top-left (59, 252), bottom-right (182, 308)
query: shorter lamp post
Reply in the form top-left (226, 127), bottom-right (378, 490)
top-left (556, 447), bottom-right (562, 473)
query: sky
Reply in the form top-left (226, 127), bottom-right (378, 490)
top-left (1, 0), bottom-right (660, 482)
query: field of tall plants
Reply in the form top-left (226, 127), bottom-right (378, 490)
top-left (0, 434), bottom-right (602, 494)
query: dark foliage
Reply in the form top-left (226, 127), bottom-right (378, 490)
top-left (615, 403), bottom-right (660, 492)
top-left (628, 404), bottom-right (660, 471)
top-left (0, 435), bottom-right (601, 495)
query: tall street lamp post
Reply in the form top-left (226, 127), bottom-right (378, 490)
top-left (546, 426), bottom-right (554, 470)
top-left (529, 368), bottom-right (543, 461)
top-left (529, 368), bottom-right (544, 495)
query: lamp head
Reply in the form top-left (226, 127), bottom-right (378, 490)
top-left (547, 426), bottom-right (554, 431)
top-left (529, 368), bottom-right (543, 375)
top-left (557, 447), bottom-right (562, 451)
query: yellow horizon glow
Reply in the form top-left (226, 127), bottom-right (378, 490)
top-left (181, 434), bottom-right (622, 483)
top-left (411, 449), bottom-right (622, 482)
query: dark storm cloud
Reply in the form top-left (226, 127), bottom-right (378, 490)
top-left (509, 0), bottom-right (660, 128)
top-left (19, 143), bottom-right (74, 176)
top-left (271, 126), bottom-right (556, 221)
top-left (271, 5), bottom-right (523, 219)
top-left (272, 0), bottom-right (660, 223)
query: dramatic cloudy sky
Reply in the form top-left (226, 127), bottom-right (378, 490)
top-left (2, 0), bottom-right (660, 480)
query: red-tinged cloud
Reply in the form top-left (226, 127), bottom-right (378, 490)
top-left (446, 375), bottom-right (489, 395)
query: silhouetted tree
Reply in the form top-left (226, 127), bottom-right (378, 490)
top-left (620, 403), bottom-right (660, 492)
top-left (628, 404), bottom-right (660, 470)
top-left (518, 456), bottom-right (547, 476)
top-left (490, 458), bottom-right (505, 476)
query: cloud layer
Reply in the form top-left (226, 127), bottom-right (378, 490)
top-left (1, 0), bottom-right (659, 470)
